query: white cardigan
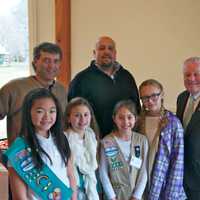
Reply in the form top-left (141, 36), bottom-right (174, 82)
top-left (65, 127), bottom-right (99, 200)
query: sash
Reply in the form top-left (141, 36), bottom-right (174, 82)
top-left (2, 137), bottom-right (72, 200)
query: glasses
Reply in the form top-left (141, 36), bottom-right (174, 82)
top-left (140, 92), bottom-right (161, 103)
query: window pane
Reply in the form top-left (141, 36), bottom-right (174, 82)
top-left (0, 0), bottom-right (29, 139)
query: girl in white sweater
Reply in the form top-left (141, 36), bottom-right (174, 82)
top-left (64, 97), bottom-right (100, 200)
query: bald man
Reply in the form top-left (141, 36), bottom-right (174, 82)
top-left (68, 36), bottom-right (140, 138)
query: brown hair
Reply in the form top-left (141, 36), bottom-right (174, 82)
top-left (64, 97), bottom-right (100, 140)
top-left (112, 99), bottom-right (137, 130)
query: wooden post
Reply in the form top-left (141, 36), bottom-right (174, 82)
top-left (55, 0), bottom-right (71, 88)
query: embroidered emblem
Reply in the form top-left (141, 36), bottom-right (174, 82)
top-left (15, 149), bottom-right (35, 172)
top-left (111, 157), bottom-right (117, 163)
top-left (111, 160), bottom-right (123, 170)
top-left (105, 147), bottom-right (119, 157)
top-left (15, 149), bottom-right (30, 161)
top-left (134, 146), bottom-right (140, 158)
top-left (109, 152), bottom-right (124, 170)
top-left (15, 148), bottom-right (62, 198)
top-left (112, 182), bottom-right (122, 190)
top-left (48, 188), bottom-right (61, 200)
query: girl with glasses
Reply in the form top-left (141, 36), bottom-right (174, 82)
top-left (138, 79), bottom-right (186, 200)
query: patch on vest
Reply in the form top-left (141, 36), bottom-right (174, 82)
top-left (105, 147), bottom-right (124, 170)
top-left (105, 147), bottom-right (119, 157)
top-left (110, 157), bottom-right (124, 170)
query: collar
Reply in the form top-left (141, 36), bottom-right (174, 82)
top-left (94, 61), bottom-right (121, 78)
top-left (36, 131), bottom-right (52, 141)
top-left (33, 76), bottom-right (55, 91)
top-left (190, 91), bottom-right (200, 101)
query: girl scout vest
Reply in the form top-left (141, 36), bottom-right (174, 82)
top-left (2, 137), bottom-right (72, 200)
top-left (102, 132), bottom-right (146, 200)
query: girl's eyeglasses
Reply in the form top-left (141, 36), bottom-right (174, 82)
top-left (140, 92), bottom-right (161, 103)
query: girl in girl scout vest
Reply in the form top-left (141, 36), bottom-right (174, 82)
top-left (3, 88), bottom-right (77, 200)
top-left (64, 97), bottom-right (100, 200)
top-left (138, 79), bottom-right (186, 200)
top-left (100, 100), bottom-right (148, 200)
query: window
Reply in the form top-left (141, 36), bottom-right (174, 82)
top-left (0, 0), bottom-right (29, 139)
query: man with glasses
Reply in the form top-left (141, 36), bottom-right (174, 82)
top-left (176, 57), bottom-right (200, 200)
top-left (68, 36), bottom-right (141, 138)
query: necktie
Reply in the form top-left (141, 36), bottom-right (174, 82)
top-left (183, 96), bottom-right (195, 129)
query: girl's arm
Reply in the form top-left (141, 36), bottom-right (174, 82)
top-left (67, 156), bottom-right (77, 200)
top-left (131, 137), bottom-right (148, 200)
top-left (8, 167), bottom-right (28, 200)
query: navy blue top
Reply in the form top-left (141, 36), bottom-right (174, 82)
top-left (68, 61), bottom-right (141, 138)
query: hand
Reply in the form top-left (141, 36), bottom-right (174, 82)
top-left (71, 190), bottom-right (77, 200)
top-left (130, 197), bottom-right (139, 200)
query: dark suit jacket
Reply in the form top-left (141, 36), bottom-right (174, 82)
top-left (176, 90), bottom-right (200, 190)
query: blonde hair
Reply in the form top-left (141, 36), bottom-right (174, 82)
top-left (139, 79), bottom-right (163, 94)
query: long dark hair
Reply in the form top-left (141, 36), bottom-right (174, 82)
top-left (20, 88), bottom-right (71, 168)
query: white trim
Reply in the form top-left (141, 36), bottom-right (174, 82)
top-left (28, 0), bottom-right (38, 74)
top-left (28, 0), bottom-right (55, 74)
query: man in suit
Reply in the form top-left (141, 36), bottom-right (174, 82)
top-left (176, 57), bottom-right (200, 200)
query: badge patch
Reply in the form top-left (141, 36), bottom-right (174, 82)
top-left (105, 147), bottom-right (119, 157)
top-left (134, 145), bottom-right (140, 158)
